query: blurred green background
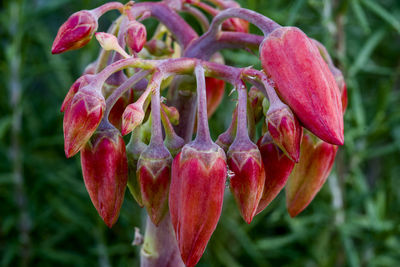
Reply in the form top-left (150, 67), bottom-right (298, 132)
top-left (1, 0), bottom-right (400, 266)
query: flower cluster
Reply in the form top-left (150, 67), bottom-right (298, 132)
top-left (52, 1), bottom-right (346, 266)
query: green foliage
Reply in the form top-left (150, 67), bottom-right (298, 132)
top-left (1, 0), bottom-right (400, 266)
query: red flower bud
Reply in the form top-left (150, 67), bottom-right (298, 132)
top-left (125, 21), bottom-right (147, 53)
top-left (161, 103), bottom-right (180, 126)
top-left (61, 74), bottom-right (94, 113)
top-left (222, 18), bottom-right (249, 33)
top-left (219, 1), bottom-right (249, 33)
top-left (248, 86), bottom-right (265, 123)
top-left (80, 124), bottom-right (128, 227)
top-left (256, 133), bottom-right (295, 214)
top-left (266, 104), bottom-right (303, 162)
top-left (205, 77), bottom-right (225, 117)
top-left (52, 10), bottom-right (98, 54)
top-left (137, 146), bottom-right (172, 225)
top-left (169, 144), bottom-right (227, 267)
top-left (260, 27), bottom-right (344, 145)
top-left (121, 102), bottom-right (145, 136)
top-left (144, 39), bottom-right (173, 56)
top-left (63, 85), bottom-right (105, 158)
top-left (285, 132), bottom-right (338, 217)
top-left (228, 140), bottom-right (265, 223)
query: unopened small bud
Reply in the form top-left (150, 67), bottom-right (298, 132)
top-left (228, 139), bottom-right (265, 223)
top-left (285, 132), bottom-right (338, 217)
top-left (161, 103), bottom-right (180, 125)
top-left (95, 32), bottom-right (130, 58)
top-left (121, 102), bottom-right (145, 136)
top-left (144, 39), bottom-right (173, 56)
top-left (52, 10), bottom-right (98, 54)
top-left (137, 145), bottom-right (172, 225)
top-left (256, 133), bottom-right (295, 214)
top-left (81, 123), bottom-right (128, 227)
top-left (125, 21), bottom-right (147, 53)
top-left (261, 27), bottom-right (344, 145)
top-left (63, 84), bottom-right (105, 158)
top-left (266, 104), bottom-right (302, 162)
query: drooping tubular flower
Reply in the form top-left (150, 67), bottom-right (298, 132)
top-left (256, 132), bottom-right (295, 214)
top-left (80, 121), bottom-right (128, 227)
top-left (63, 83), bottom-right (105, 158)
top-left (260, 26), bottom-right (344, 145)
top-left (286, 132), bottom-right (338, 217)
top-left (227, 82), bottom-right (265, 224)
top-left (137, 78), bottom-right (173, 225)
top-left (169, 65), bottom-right (227, 267)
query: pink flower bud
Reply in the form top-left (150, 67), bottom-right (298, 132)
top-left (260, 27), bottom-right (344, 145)
top-left (63, 85), bottom-right (105, 158)
top-left (161, 103), bottom-right (180, 125)
top-left (52, 10), bottom-right (98, 54)
top-left (121, 102), bottom-right (145, 136)
top-left (285, 132), bottom-right (338, 217)
top-left (248, 86), bottom-right (265, 123)
top-left (205, 77), bottom-right (225, 118)
top-left (219, 1), bottom-right (249, 33)
top-left (228, 140), bottom-right (265, 223)
top-left (144, 39), bottom-right (173, 56)
top-left (61, 74), bottom-right (94, 113)
top-left (137, 146), bottom-right (172, 225)
top-left (266, 104), bottom-right (303, 162)
top-left (80, 124), bottom-right (128, 227)
top-left (256, 133), bottom-right (295, 214)
top-left (169, 144), bottom-right (227, 267)
top-left (125, 21), bottom-right (147, 53)
top-left (222, 18), bottom-right (249, 33)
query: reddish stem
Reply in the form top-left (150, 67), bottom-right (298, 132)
top-left (91, 2), bottom-right (124, 18)
top-left (194, 63), bottom-right (213, 145)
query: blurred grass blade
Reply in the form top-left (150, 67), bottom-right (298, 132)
top-left (287, 0), bottom-right (306, 26)
top-left (351, 0), bottom-right (371, 34)
top-left (340, 227), bottom-right (360, 267)
top-left (361, 0), bottom-right (400, 33)
top-left (0, 116), bottom-right (12, 140)
top-left (348, 28), bottom-right (385, 77)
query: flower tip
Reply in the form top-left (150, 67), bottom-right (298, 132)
top-left (244, 215), bottom-right (254, 224)
top-left (64, 142), bottom-right (77, 158)
top-left (328, 132), bottom-right (344, 146)
top-left (51, 44), bottom-right (63, 54)
top-left (287, 205), bottom-right (303, 218)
